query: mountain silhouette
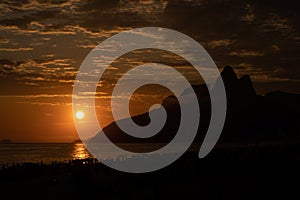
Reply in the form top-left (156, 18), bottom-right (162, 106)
top-left (89, 66), bottom-right (300, 148)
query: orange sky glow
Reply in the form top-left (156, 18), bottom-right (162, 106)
top-left (0, 0), bottom-right (299, 142)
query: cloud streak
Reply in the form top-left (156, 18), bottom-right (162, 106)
top-left (0, 47), bottom-right (33, 52)
top-left (207, 39), bottom-right (236, 49)
top-left (229, 50), bottom-right (265, 57)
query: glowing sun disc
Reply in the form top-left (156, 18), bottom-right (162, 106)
top-left (75, 111), bottom-right (85, 119)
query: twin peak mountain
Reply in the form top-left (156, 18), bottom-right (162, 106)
top-left (90, 66), bottom-right (300, 147)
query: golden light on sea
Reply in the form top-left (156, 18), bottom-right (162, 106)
top-left (72, 143), bottom-right (90, 160)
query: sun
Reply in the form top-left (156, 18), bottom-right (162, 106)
top-left (75, 111), bottom-right (85, 119)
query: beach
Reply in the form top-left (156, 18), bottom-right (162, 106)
top-left (1, 142), bottom-right (299, 199)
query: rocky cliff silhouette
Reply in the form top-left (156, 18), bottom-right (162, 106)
top-left (89, 66), bottom-right (300, 148)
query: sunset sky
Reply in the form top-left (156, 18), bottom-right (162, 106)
top-left (0, 0), bottom-right (299, 142)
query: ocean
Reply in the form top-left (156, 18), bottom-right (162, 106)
top-left (0, 142), bottom-right (196, 165)
top-left (0, 143), bottom-right (92, 165)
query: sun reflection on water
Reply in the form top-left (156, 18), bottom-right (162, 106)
top-left (72, 143), bottom-right (91, 160)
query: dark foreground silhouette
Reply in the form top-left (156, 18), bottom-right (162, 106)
top-left (0, 143), bottom-right (300, 199)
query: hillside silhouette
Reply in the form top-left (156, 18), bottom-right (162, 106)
top-left (90, 66), bottom-right (300, 149)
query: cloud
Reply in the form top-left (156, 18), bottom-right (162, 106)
top-left (0, 59), bottom-right (78, 86)
top-left (240, 4), bottom-right (256, 24)
top-left (0, 94), bottom-right (71, 99)
top-left (263, 14), bottom-right (293, 35)
top-left (207, 39), bottom-right (235, 49)
top-left (16, 101), bottom-right (72, 107)
top-left (237, 63), bottom-right (252, 68)
top-left (229, 50), bottom-right (264, 57)
top-left (117, 0), bottom-right (167, 23)
top-left (0, 0), bottom-right (81, 23)
top-left (0, 0), bottom-right (299, 95)
top-left (271, 45), bottom-right (280, 52)
top-left (0, 37), bottom-right (10, 44)
top-left (42, 54), bottom-right (55, 58)
top-left (28, 21), bottom-right (45, 31)
top-left (0, 47), bottom-right (33, 52)
top-left (0, 93), bottom-right (72, 107)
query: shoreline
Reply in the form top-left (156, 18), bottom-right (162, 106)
top-left (1, 140), bottom-right (300, 166)
top-left (0, 144), bottom-right (299, 199)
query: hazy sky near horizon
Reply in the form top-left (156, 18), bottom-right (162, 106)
top-left (0, 0), bottom-right (299, 142)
